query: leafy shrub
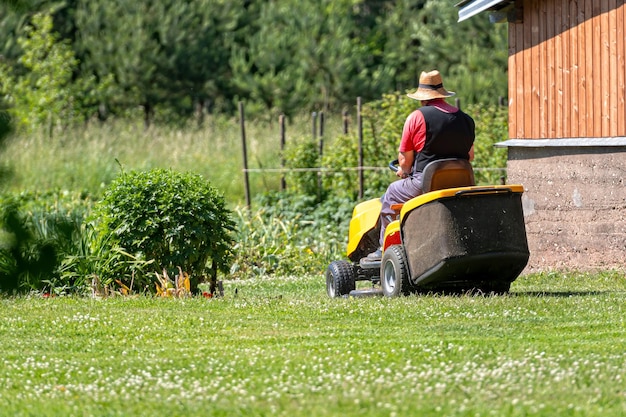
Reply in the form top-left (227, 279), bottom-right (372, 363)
top-left (283, 138), bottom-right (322, 199)
top-left (0, 108), bottom-right (12, 142)
top-left (295, 93), bottom-right (413, 201)
top-left (282, 95), bottom-right (405, 202)
top-left (0, 201), bottom-right (56, 293)
top-left (91, 169), bottom-right (235, 293)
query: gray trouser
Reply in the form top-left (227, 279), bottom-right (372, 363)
top-left (378, 173), bottom-right (423, 246)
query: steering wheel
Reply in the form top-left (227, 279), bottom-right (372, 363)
top-left (389, 159), bottom-right (400, 173)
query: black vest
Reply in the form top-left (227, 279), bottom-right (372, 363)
top-left (413, 105), bottom-right (475, 173)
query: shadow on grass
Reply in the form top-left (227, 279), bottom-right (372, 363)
top-left (347, 289), bottom-right (623, 299)
top-left (509, 290), bottom-right (621, 297)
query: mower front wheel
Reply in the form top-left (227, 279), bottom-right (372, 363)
top-left (381, 245), bottom-right (412, 297)
top-left (326, 260), bottom-right (356, 298)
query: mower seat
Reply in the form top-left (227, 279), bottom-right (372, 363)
top-left (421, 158), bottom-right (475, 193)
top-left (390, 158), bottom-right (475, 216)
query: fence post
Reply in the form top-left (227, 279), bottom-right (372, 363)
top-left (342, 108), bottom-right (349, 134)
top-left (239, 101), bottom-right (251, 209)
top-left (280, 113), bottom-right (286, 191)
top-left (357, 97), bottom-right (364, 199)
top-left (318, 111), bottom-right (325, 157)
top-left (317, 111), bottom-right (325, 199)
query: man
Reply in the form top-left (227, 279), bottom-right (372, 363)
top-left (367, 70), bottom-right (475, 260)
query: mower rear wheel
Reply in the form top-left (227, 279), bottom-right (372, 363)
top-left (381, 245), bottom-right (412, 297)
top-left (326, 260), bottom-right (356, 298)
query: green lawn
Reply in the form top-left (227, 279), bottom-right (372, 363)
top-left (1, 271), bottom-right (625, 416)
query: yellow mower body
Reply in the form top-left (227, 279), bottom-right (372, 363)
top-left (346, 198), bottom-right (381, 259)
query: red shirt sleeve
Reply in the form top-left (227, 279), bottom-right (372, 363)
top-left (399, 109), bottom-right (426, 153)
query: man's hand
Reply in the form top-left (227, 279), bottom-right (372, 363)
top-left (397, 150), bottom-right (414, 179)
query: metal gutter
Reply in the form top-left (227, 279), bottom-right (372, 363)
top-left (457, 0), bottom-right (508, 22)
top-left (495, 138), bottom-right (626, 148)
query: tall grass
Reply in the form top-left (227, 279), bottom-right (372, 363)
top-left (0, 114), bottom-right (347, 205)
top-left (1, 105), bottom-right (507, 206)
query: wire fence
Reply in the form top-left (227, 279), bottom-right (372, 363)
top-left (242, 167), bottom-right (507, 173)
top-left (238, 99), bottom-right (507, 206)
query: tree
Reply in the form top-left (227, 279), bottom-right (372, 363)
top-left (392, 0), bottom-right (508, 103)
top-left (1, 0), bottom-right (509, 122)
top-left (73, 1), bottom-right (164, 125)
top-left (230, 0), bottom-right (394, 117)
top-left (155, 0), bottom-right (243, 118)
top-left (229, 0), bottom-right (309, 118)
top-left (74, 0), bottom-right (244, 124)
top-left (0, 12), bottom-right (89, 133)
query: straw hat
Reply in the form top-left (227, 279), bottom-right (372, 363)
top-left (407, 70), bottom-right (455, 101)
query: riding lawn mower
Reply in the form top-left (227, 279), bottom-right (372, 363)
top-left (326, 158), bottom-right (530, 297)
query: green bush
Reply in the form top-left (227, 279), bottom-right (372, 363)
top-left (0, 201), bottom-right (56, 294)
top-left (58, 221), bottom-right (150, 296)
top-left (91, 169), bottom-right (235, 293)
top-left (283, 138), bottom-right (322, 199)
top-left (320, 94), bottom-right (403, 199)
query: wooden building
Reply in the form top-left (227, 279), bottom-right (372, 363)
top-left (457, 0), bottom-right (625, 271)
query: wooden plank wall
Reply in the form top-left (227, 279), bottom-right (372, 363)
top-left (508, 0), bottom-right (626, 139)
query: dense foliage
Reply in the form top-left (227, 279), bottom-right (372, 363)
top-left (0, 13), bottom-right (104, 133)
top-left (0, 191), bottom-right (92, 294)
top-left (91, 169), bottom-right (235, 293)
top-left (0, 0), bottom-right (508, 127)
top-left (230, 193), bottom-right (355, 279)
